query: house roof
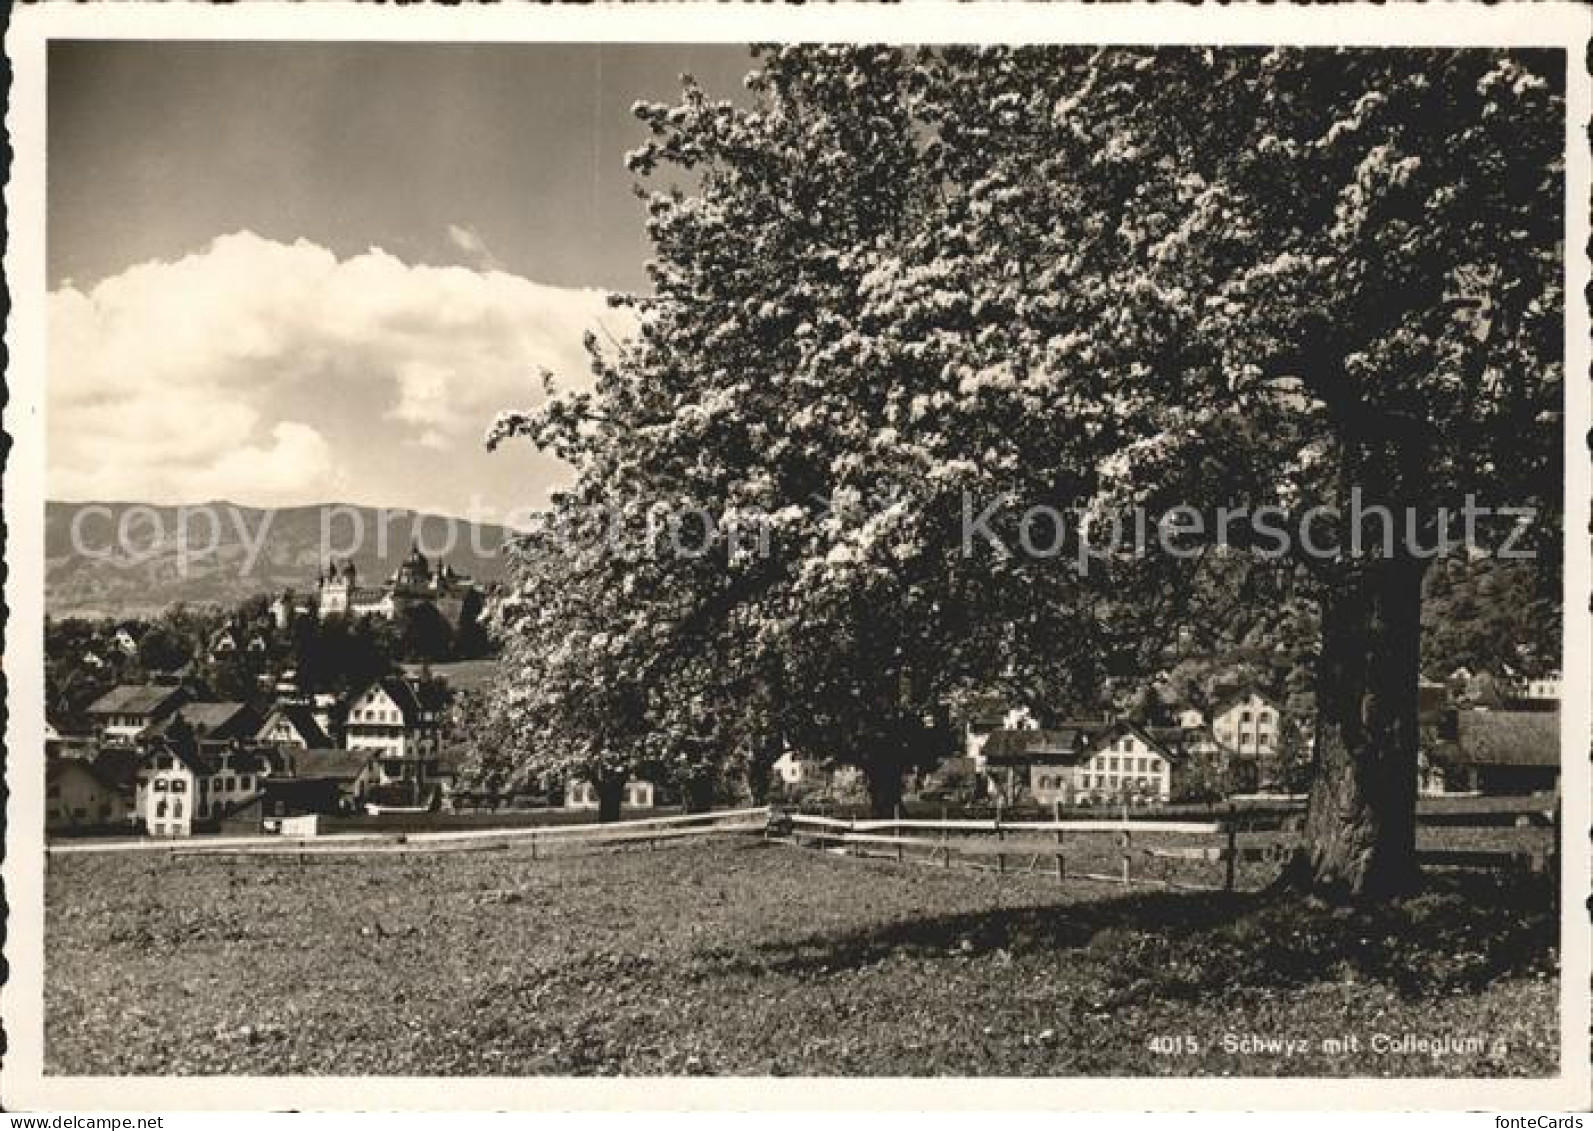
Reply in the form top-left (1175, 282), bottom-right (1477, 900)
top-left (354, 676), bottom-right (446, 724)
top-left (145, 702), bottom-right (259, 741)
top-left (360, 676), bottom-right (421, 720)
top-left (139, 737), bottom-right (287, 779)
top-left (961, 693), bottom-right (1014, 727)
top-left (214, 744), bottom-right (289, 775)
top-left (173, 702), bottom-right (252, 732)
top-left (90, 747), bottom-right (142, 792)
top-left (290, 749), bottom-right (371, 781)
top-left (1453, 710), bottom-right (1559, 768)
top-left (1084, 720), bottom-right (1182, 761)
top-left (257, 705), bottom-right (332, 748)
top-left (87, 685), bottom-right (188, 717)
top-left (1144, 724), bottom-right (1195, 751)
top-left (139, 737), bottom-right (218, 778)
top-left (983, 722), bottom-right (1110, 765)
top-left (1210, 685), bottom-right (1281, 718)
top-left (48, 757), bottom-right (133, 796)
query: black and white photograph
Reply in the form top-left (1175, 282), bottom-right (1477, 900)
top-left (2, 1), bottom-right (1589, 1114)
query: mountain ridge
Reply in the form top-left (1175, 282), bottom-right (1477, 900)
top-left (45, 499), bottom-right (516, 620)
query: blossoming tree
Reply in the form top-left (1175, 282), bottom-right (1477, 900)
top-left (491, 46), bottom-right (1562, 879)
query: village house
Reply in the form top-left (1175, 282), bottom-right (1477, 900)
top-left (565, 778), bottom-right (656, 811)
top-left (343, 676), bottom-right (445, 759)
top-left (112, 624), bottom-right (144, 656)
top-left (1167, 688), bottom-right (1286, 789)
top-left (1523, 671), bottom-right (1562, 702)
top-left (269, 589), bottom-right (316, 631)
top-left (223, 749), bottom-right (374, 831)
top-left (1071, 722), bottom-right (1178, 806)
top-left (133, 740), bottom-right (203, 837)
top-left (46, 756), bottom-right (135, 832)
top-left (255, 704), bottom-right (333, 749)
top-left (1208, 688), bottom-right (1281, 762)
top-left (768, 752), bottom-right (864, 799)
top-left (961, 695), bottom-right (1039, 772)
top-left (87, 684), bottom-right (192, 745)
top-left (153, 701), bottom-right (265, 744)
top-left (983, 720), bottom-right (1181, 807)
top-left (981, 721), bottom-right (1100, 805)
top-left (1424, 708), bottom-right (1560, 796)
top-left (1157, 718), bottom-right (1255, 795)
top-left (772, 751), bottom-right (811, 787)
top-left (981, 724), bottom-right (1097, 806)
top-left (209, 625), bottom-right (240, 656)
top-left (133, 738), bottom-right (287, 837)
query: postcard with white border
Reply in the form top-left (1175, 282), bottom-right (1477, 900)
top-left (4, 0), bottom-right (1591, 1113)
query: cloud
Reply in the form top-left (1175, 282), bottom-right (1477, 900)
top-left (446, 222), bottom-right (501, 271)
top-left (48, 231), bottom-right (628, 509)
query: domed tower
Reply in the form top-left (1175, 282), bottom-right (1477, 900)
top-left (395, 543), bottom-right (430, 594)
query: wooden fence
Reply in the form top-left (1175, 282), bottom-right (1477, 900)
top-left (49, 806), bottom-right (773, 861)
top-left (51, 800), bottom-right (1558, 884)
top-left (778, 802), bottom-right (1560, 892)
top-left (780, 810), bottom-right (1237, 890)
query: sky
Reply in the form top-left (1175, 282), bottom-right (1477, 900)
top-left (46, 41), bottom-right (755, 519)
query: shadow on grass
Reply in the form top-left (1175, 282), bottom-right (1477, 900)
top-left (716, 870), bottom-right (1557, 1004)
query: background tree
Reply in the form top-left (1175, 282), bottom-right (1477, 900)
top-left (485, 519), bottom-right (659, 821)
top-left (396, 602), bottom-right (454, 664)
top-left (136, 625), bottom-right (191, 674)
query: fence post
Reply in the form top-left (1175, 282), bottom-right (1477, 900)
top-left (995, 803), bottom-right (1005, 875)
top-left (895, 803), bottom-right (904, 864)
top-left (1053, 799), bottom-right (1065, 885)
top-left (1119, 828), bottom-right (1131, 886)
top-left (1224, 803), bottom-right (1238, 892)
top-left (530, 830), bottom-right (538, 862)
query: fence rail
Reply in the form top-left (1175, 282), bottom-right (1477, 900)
top-left (779, 806), bottom-right (1557, 890)
top-left (50, 806), bottom-right (772, 858)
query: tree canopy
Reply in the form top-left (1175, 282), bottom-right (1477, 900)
top-left (489, 46), bottom-right (1562, 890)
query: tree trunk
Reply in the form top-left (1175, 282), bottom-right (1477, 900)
top-left (746, 758), bottom-right (772, 805)
top-left (595, 775), bottom-right (626, 823)
top-left (1296, 555), bottom-right (1426, 899)
top-left (746, 734), bottom-right (780, 805)
top-left (682, 776), bottom-right (716, 813)
top-left (862, 758), bottom-right (904, 819)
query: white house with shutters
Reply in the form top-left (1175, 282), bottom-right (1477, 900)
top-left (134, 741), bottom-right (284, 837)
top-left (1064, 723), bottom-right (1175, 806)
top-left (564, 779), bottom-right (656, 810)
top-left (1210, 689), bottom-right (1281, 760)
top-left (343, 677), bottom-right (443, 759)
top-left (1524, 671), bottom-right (1562, 702)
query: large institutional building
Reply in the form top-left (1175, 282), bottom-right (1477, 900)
top-left (315, 546), bottom-right (480, 627)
